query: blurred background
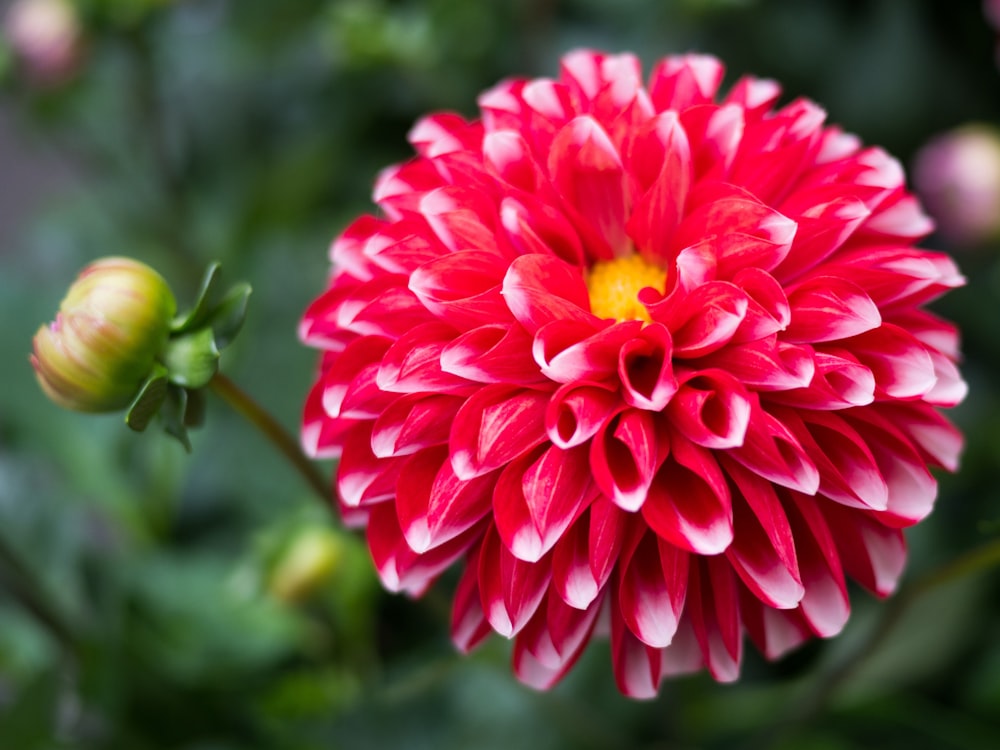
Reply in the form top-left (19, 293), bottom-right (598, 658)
top-left (1, 0), bottom-right (999, 748)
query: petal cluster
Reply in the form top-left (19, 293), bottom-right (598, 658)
top-left (300, 51), bottom-right (965, 697)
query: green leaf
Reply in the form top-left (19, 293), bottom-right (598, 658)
top-left (161, 328), bottom-right (219, 389)
top-left (125, 365), bottom-right (169, 432)
top-left (170, 262), bottom-right (221, 335)
top-left (161, 386), bottom-right (192, 452)
top-left (211, 282), bottom-right (252, 350)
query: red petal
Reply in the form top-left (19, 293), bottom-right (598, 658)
top-left (687, 557), bottom-right (742, 682)
top-left (551, 499), bottom-right (629, 609)
top-left (643, 436), bottom-right (734, 554)
top-left (502, 253), bottom-right (596, 334)
top-left (493, 444), bottom-right (594, 563)
top-left (725, 401), bottom-right (820, 495)
top-left (408, 250), bottom-right (511, 329)
top-left (396, 445), bottom-right (497, 553)
top-left (648, 54), bottom-right (725, 110)
top-left (500, 194), bottom-right (585, 266)
top-left (846, 323), bottom-right (937, 400)
top-left (548, 116), bottom-right (631, 259)
top-left (376, 322), bottom-right (476, 394)
top-left (618, 532), bottom-right (689, 647)
top-left (534, 319), bottom-right (640, 384)
top-left (367, 501), bottom-right (479, 596)
top-left (785, 276), bottom-right (882, 343)
top-left (449, 384), bottom-right (550, 480)
top-left (785, 493), bottom-right (850, 638)
top-left (512, 591), bottom-right (602, 690)
top-left (371, 393), bottom-right (460, 457)
top-left (823, 502), bottom-right (907, 597)
top-left (451, 545), bottom-right (492, 653)
top-left (478, 525), bottom-right (551, 638)
top-left (441, 324), bottom-right (544, 385)
top-left (610, 599), bottom-right (664, 699)
top-left (625, 111), bottom-right (692, 262)
top-left (722, 458), bottom-right (804, 609)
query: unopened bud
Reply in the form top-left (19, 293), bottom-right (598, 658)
top-left (32, 257), bottom-right (176, 412)
top-left (4, 0), bottom-right (83, 85)
top-left (914, 123), bottom-right (1000, 247)
top-left (269, 526), bottom-right (345, 604)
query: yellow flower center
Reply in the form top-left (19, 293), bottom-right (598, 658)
top-left (586, 254), bottom-right (667, 323)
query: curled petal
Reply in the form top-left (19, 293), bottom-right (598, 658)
top-left (846, 323), bottom-right (937, 400)
top-left (591, 409), bottom-right (667, 512)
top-left (871, 402), bottom-right (963, 472)
top-left (618, 323), bottom-right (678, 410)
top-left (652, 281), bottom-right (749, 358)
top-left (545, 380), bottom-right (621, 449)
top-left (668, 369), bottom-right (752, 449)
top-left (768, 348), bottom-right (875, 410)
top-left (376, 322), bottom-right (476, 394)
top-left (700, 339), bottom-right (815, 392)
top-left (535, 319), bottom-right (640, 383)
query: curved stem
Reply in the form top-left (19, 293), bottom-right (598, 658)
top-left (0, 532), bottom-right (78, 656)
top-left (209, 372), bottom-right (333, 510)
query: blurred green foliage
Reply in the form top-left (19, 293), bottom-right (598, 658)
top-left (1, 0), bottom-right (999, 748)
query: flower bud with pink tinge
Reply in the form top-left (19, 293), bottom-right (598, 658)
top-left (32, 257), bottom-right (177, 412)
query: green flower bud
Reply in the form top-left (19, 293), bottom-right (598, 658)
top-left (269, 526), bottom-right (345, 604)
top-left (31, 256), bottom-right (177, 412)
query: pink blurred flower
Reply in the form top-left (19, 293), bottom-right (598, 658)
top-left (4, 0), bottom-right (83, 85)
top-left (914, 124), bottom-right (1000, 247)
top-left (300, 51), bottom-right (966, 697)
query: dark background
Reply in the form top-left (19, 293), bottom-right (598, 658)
top-left (1, 1), bottom-right (999, 748)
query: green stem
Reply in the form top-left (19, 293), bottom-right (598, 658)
top-left (0, 532), bottom-right (78, 656)
top-left (209, 372), bottom-right (332, 509)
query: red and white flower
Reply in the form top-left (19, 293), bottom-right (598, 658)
top-left (300, 50), bottom-right (966, 697)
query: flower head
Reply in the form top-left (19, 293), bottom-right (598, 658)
top-left (300, 51), bottom-right (966, 697)
top-left (33, 256), bottom-right (176, 413)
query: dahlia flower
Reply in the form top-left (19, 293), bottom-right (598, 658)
top-left (300, 51), bottom-right (966, 697)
